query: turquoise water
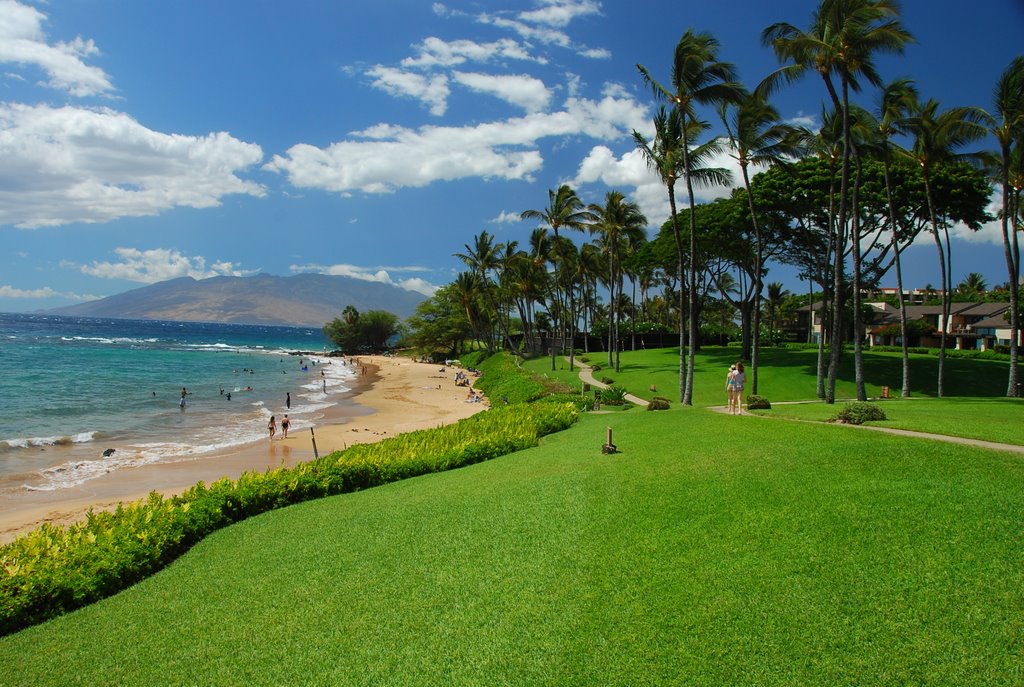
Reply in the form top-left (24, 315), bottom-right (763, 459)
top-left (0, 313), bottom-right (356, 491)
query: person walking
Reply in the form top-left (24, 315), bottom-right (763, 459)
top-left (731, 362), bottom-right (746, 415)
top-left (725, 365), bottom-right (736, 411)
top-left (268, 415), bottom-right (277, 441)
top-left (281, 414), bottom-right (290, 439)
top-left (286, 392), bottom-right (291, 409)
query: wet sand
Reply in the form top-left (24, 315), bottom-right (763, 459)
top-left (0, 356), bottom-right (486, 544)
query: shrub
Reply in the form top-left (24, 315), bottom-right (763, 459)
top-left (600, 376), bottom-right (615, 385)
top-left (647, 396), bottom-right (671, 411)
top-left (600, 385), bottom-right (628, 406)
top-left (746, 395), bottom-right (771, 410)
top-left (830, 401), bottom-right (887, 425)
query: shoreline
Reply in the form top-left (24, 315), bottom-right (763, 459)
top-left (0, 356), bottom-right (486, 544)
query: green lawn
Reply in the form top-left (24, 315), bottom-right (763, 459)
top-left (3, 408), bottom-right (1023, 685)
top-left (577, 346), bottom-right (1017, 407)
top-left (755, 397), bottom-right (1024, 446)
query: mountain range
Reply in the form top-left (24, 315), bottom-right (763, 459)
top-left (46, 274), bottom-right (427, 327)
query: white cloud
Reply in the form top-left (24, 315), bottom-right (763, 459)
top-left (0, 103), bottom-right (265, 228)
top-left (0, 0), bottom-right (114, 96)
top-left (0, 284), bottom-right (98, 300)
top-left (401, 37), bottom-right (542, 69)
top-left (482, 15), bottom-right (572, 49)
top-left (571, 141), bottom-right (738, 226)
top-left (290, 262), bottom-right (439, 296)
top-left (72, 248), bottom-right (252, 283)
top-left (519, 0), bottom-right (602, 28)
top-left (266, 89), bottom-right (648, 194)
top-left (489, 210), bottom-right (523, 224)
top-left (452, 71), bottom-right (551, 112)
top-left (366, 65), bottom-right (450, 116)
top-left (578, 47), bottom-right (611, 59)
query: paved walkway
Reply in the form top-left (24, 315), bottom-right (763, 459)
top-left (568, 357), bottom-right (1024, 455)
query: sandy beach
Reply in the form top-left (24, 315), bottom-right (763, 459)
top-left (0, 356), bottom-right (486, 544)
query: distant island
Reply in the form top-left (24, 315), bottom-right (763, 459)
top-left (45, 273), bottom-right (426, 327)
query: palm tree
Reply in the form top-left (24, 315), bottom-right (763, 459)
top-left (521, 185), bottom-right (594, 370)
top-left (762, 0), bottom-right (913, 403)
top-left (588, 191), bottom-right (648, 372)
top-left (873, 77), bottom-right (918, 397)
top-left (901, 97), bottom-right (988, 396)
top-left (985, 56), bottom-right (1024, 396)
top-left (956, 272), bottom-right (988, 297)
top-left (452, 271), bottom-right (485, 350)
top-left (637, 29), bottom-right (743, 405)
top-left (454, 230), bottom-right (506, 354)
top-left (720, 91), bottom-right (801, 394)
top-left (342, 305), bottom-right (359, 326)
top-left (764, 282), bottom-right (790, 342)
top-left (633, 107), bottom-right (687, 402)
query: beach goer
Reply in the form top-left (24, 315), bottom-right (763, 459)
top-left (731, 362), bottom-right (746, 415)
top-left (268, 415), bottom-right (277, 441)
top-left (323, 380), bottom-right (327, 394)
top-left (180, 387), bottom-right (188, 409)
top-left (281, 415), bottom-right (290, 439)
top-left (286, 392), bottom-right (291, 409)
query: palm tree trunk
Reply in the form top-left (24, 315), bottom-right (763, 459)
top-left (882, 159), bottom-right (912, 396)
top-left (667, 184), bottom-right (686, 404)
top-left (825, 77), bottom-right (849, 405)
top-left (924, 173), bottom-right (947, 397)
top-left (741, 163), bottom-right (762, 395)
top-left (851, 156), bottom-right (866, 402)
top-left (1000, 144), bottom-right (1020, 396)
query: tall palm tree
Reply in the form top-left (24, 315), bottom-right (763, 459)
top-left (633, 107), bottom-right (687, 402)
top-left (452, 271), bottom-right (485, 350)
top-left (521, 185), bottom-right (594, 370)
top-left (901, 97), bottom-right (988, 396)
top-left (588, 190), bottom-right (648, 372)
top-left (454, 230), bottom-right (506, 354)
top-left (638, 29), bottom-right (743, 405)
top-left (762, 0), bottom-right (913, 403)
top-left (872, 77), bottom-right (918, 397)
top-left (720, 92), bottom-right (801, 394)
top-left (985, 56), bottom-right (1024, 396)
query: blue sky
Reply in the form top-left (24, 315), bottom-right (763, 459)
top-left (1, 0), bottom-right (1022, 312)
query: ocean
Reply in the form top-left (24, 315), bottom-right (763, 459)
top-left (0, 313), bottom-right (358, 492)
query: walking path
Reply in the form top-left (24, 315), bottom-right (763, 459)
top-left (568, 358), bottom-right (1024, 455)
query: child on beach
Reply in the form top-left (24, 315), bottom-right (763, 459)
top-left (268, 415), bottom-right (277, 440)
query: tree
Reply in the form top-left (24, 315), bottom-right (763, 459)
top-left (901, 97), bottom-right (989, 396)
top-left (454, 230), bottom-right (508, 354)
top-left (720, 91), bottom-right (801, 393)
top-left (762, 0), bottom-right (913, 403)
top-left (985, 56), bottom-right (1024, 396)
top-left (872, 77), bottom-right (918, 397)
top-left (588, 190), bottom-right (648, 371)
top-left (764, 282), bottom-right (790, 342)
top-left (956, 272), bottom-right (989, 297)
top-left (638, 29), bottom-right (742, 405)
top-left (521, 185), bottom-right (594, 370)
top-left (324, 308), bottom-right (400, 353)
top-left (404, 284), bottom-right (474, 358)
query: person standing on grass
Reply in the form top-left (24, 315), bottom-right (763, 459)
top-left (731, 362), bottom-right (746, 415)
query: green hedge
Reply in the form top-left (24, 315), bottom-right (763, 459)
top-left (0, 395), bottom-right (577, 636)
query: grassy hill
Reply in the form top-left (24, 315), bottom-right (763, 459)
top-left (2, 349), bottom-right (1022, 685)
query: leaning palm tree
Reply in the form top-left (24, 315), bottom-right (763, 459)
top-left (984, 56), bottom-right (1024, 396)
top-left (637, 29), bottom-right (743, 405)
top-left (720, 91), bottom-right (802, 394)
top-left (761, 0), bottom-right (913, 403)
top-left (872, 77), bottom-right (918, 397)
top-left (588, 190), bottom-right (648, 372)
top-left (521, 185), bottom-right (594, 370)
top-left (901, 97), bottom-right (989, 396)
